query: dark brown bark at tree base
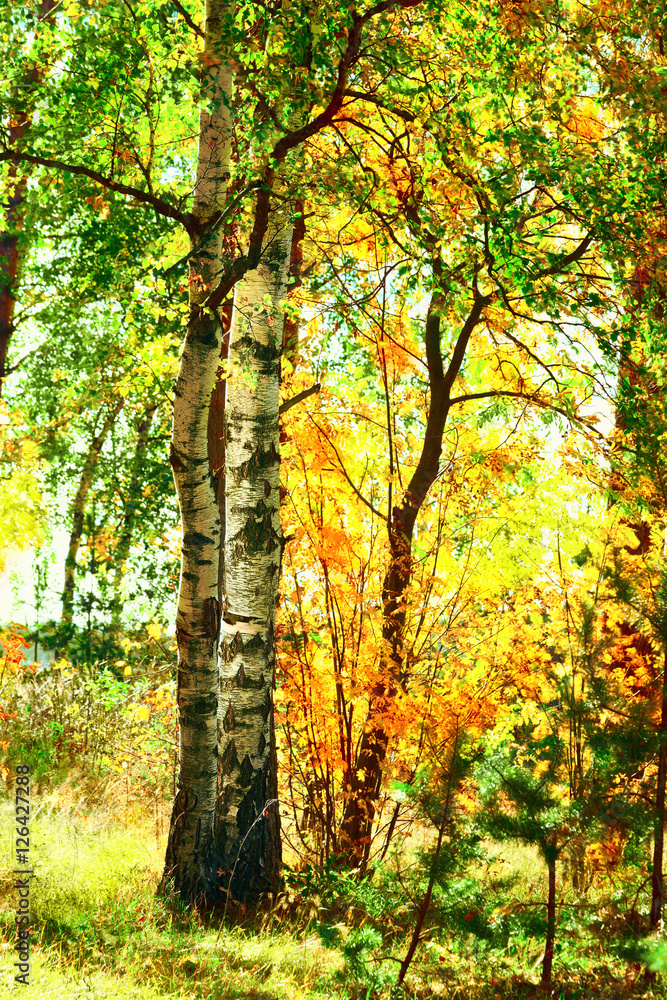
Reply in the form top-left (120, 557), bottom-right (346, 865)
top-left (541, 858), bottom-right (557, 984)
top-left (160, 787), bottom-right (219, 905)
top-left (216, 629), bottom-right (282, 904)
top-left (215, 748), bottom-right (281, 905)
top-left (340, 288), bottom-right (489, 864)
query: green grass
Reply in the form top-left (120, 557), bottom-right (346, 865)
top-left (0, 946), bottom-right (166, 999)
top-left (0, 796), bottom-right (341, 1000)
top-left (0, 791), bottom-right (666, 999)
top-left (0, 796), bottom-right (159, 930)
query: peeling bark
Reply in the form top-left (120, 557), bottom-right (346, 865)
top-left (216, 204), bottom-right (291, 903)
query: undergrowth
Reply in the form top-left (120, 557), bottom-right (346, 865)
top-left (0, 651), bottom-right (666, 998)
top-left (1, 792), bottom-right (666, 999)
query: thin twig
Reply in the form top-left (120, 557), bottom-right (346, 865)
top-left (217, 798), bottom-right (279, 930)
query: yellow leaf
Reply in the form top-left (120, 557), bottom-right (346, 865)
top-left (146, 621), bottom-right (161, 641)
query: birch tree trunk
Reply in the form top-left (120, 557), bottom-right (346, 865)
top-left (216, 203), bottom-right (292, 904)
top-left (161, 0), bottom-right (232, 905)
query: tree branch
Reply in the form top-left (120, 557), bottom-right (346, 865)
top-left (171, 0), bottom-right (205, 39)
top-left (448, 389), bottom-right (605, 437)
top-left (0, 151), bottom-right (193, 230)
top-left (207, 0), bottom-right (424, 311)
top-left (161, 183), bottom-right (260, 277)
top-left (204, 169), bottom-right (274, 311)
top-left (441, 291), bottom-right (492, 400)
top-left (308, 413), bottom-right (386, 521)
top-left (279, 382), bottom-right (321, 415)
top-left (270, 1), bottom-right (419, 162)
top-left (531, 232), bottom-right (595, 280)
top-left (343, 89), bottom-right (416, 122)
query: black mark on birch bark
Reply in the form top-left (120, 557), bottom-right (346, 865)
top-left (240, 754), bottom-right (253, 786)
top-left (220, 738), bottom-right (239, 776)
top-left (169, 446), bottom-right (186, 472)
top-left (223, 701), bottom-right (234, 733)
top-left (202, 596), bottom-right (220, 642)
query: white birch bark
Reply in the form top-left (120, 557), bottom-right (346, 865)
top-left (217, 197), bottom-right (292, 902)
top-left (162, 0), bottom-right (232, 904)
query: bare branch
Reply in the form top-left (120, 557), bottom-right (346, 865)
top-left (308, 413), bottom-right (386, 521)
top-left (279, 382), bottom-right (322, 415)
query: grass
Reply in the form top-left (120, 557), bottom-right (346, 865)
top-left (0, 794), bottom-right (159, 929)
top-left (0, 787), bottom-right (666, 999)
top-left (0, 794), bottom-right (342, 1000)
top-left (0, 948), bottom-right (165, 999)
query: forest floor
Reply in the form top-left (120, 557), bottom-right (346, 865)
top-left (0, 782), bottom-right (666, 1000)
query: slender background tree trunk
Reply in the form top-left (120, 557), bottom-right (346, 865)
top-left (61, 399), bottom-right (124, 624)
top-left (650, 647), bottom-right (667, 928)
top-left (542, 855), bottom-right (557, 984)
top-left (111, 402), bottom-right (158, 628)
top-left (0, 0), bottom-right (57, 394)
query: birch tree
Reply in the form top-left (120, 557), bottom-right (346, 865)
top-left (61, 398), bottom-right (125, 623)
top-left (0, 0), bottom-right (430, 903)
top-left (161, 0), bottom-right (232, 902)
